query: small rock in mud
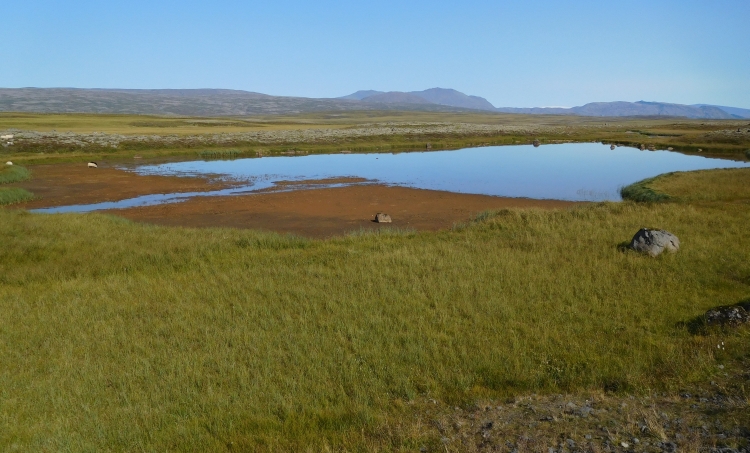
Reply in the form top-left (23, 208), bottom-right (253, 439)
top-left (374, 213), bottom-right (392, 223)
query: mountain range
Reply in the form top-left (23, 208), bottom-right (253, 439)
top-left (1, 87), bottom-right (748, 119)
top-left (339, 89), bottom-right (750, 119)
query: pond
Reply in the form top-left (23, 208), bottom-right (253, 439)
top-left (33, 143), bottom-right (750, 213)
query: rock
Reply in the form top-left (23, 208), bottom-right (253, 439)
top-left (87, 162), bottom-right (98, 168)
top-left (5, 161), bottom-right (12, 165)
top-left (640, 144), bottom-right (646, 150)
top-left (425, 143), bottom-right (432, 150)
top-left (667, 147), bottom-right (674, 151)
top-left (374, 213), bottom-right (392, 223)
top-left (705, 305), bottom-right (749, 326)
top-left (610, 144), bottom-right (616, 150)
top-left (630, 228), bottom-right (680, 257)
top-left (532, 140), bottom-right (541, 147)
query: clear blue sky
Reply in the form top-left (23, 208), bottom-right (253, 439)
top-left (2, 0), bottom-right (748, 108)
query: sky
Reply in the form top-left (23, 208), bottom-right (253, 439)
top-left (2, 0), bottom-right (749, 108)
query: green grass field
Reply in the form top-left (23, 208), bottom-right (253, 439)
top-left (1, 166), bottom-right (748, 450)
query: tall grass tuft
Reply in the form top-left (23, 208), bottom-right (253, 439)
top-left (0, 164), bottom-right (31, 184)
top-left (198, 149), bottom-right (241, 159)
top-left (0, 187), bottom-right (34, 205)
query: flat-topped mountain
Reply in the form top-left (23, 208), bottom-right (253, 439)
top-left (339, 88), bottom-right (497, 111)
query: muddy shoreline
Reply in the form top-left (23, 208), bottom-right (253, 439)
top-left (11, 163), bottom-right (582, 238)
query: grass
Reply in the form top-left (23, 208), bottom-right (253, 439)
top-left (0, 165), bottom-right (34, 205)
top-left (0, 187), bottom-right (34, 205)
top-left (0, 164), bottom-right (31, 184)
top-left (623, 167), bottom-right (750, 204)
top-left (620, 175), bottom-right (672, 202)
top-left (1, 167), bottom-right (749, 450)
top-left (198, 149), bottom-right (241, 159)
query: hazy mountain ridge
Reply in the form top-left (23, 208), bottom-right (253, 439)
top-left (342, 89), bottom-right (740, 118)
top-left (0, 88), bottom-right (474, 116)
top-left (0, 87), bottom-right (746, 119)
top-left (495, 101), bottom-right (735, 119)
top-left (693, 104), bottom-right (750, 119)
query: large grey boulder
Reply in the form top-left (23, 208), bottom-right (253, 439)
top-left (630, 228), bottom-right (680, 256)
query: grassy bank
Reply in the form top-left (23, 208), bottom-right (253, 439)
top-left (1, 169), bottom-right (749, 450)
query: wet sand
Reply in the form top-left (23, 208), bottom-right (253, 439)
top-left (13, 163), bottom-right (582, 238)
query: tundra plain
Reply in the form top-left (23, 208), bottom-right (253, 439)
top-left (0, 111), bottom-right (749, 451)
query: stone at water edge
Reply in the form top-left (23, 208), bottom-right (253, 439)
top-left (374, 213), bottom-right (392, 223)
top-left (630, 228), bottom-right (680, 257)
top-left (610, 144), bottom-right (615, 150)
top-left (705, 305), bottom-right (750, 327)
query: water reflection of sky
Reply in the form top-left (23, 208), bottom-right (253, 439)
top-left (136, 143), bottom-right (750, 201)
top-left (32, 143), bottom-right (750, 214)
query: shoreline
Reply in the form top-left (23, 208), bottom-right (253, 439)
top-left (10, 163), bottom-right (582, 237)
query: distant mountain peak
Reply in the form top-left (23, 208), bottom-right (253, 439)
top-left (338, 90), bottom-right (384, 101)
top-left (338, 87), bottom-right (497, 111)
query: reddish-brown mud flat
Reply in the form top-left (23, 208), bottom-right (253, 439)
top-left (13, 163), bottom-right (582, 238)
top-left (108, 185), bottom-right (581, 237)
top-left (16, 163), bottom-right (227, 208)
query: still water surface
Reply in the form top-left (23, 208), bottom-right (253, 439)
top-left (33, 143), bottom-right (750, 213)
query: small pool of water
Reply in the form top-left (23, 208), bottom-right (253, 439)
top-left (33, 143), bottom-right (750, 213)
